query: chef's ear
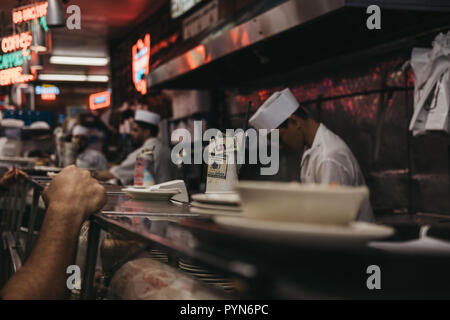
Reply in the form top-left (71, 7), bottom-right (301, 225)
top-left (289, 114), bottom-right (303, 129)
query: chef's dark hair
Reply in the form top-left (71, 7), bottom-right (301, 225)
top-left (279, 105), bottom-right (309, 128)
top-left (135, 120), bottom-right (159, 137)
top-left (292, 105), bottom-right (309, 120)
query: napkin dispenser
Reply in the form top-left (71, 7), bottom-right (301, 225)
top-left (150, 180), bottom-right (189, 203)
top-left (205, 134), bottom-right (238, 193)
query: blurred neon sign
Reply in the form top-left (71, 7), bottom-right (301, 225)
top-left (36, 85), bottom-right (59, 101)
top-left (1, 32), bottom-right (32, 55)
top-left (132, 34), bottom-right (150, 95)
top-left (41, 93), bottom-right (56, 101)
top-left (0, 67), bottom-right (35, 86)
top-left (12, 2), bottom-right (48, 24)
top-left (0, 30), bottom-right (35, 86)
top-left (89, 91), bottom-right (111, 110)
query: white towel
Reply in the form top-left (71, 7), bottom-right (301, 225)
top-left (410, 32), bottom-right (450, 135)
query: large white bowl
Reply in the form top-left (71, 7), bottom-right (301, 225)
top-left (235, 181), bottom-right (369, 225)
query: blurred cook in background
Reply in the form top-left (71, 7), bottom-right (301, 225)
top-left (0, 167), bottom-right (27, 191)
top-left (95, 110), bottom-right (174, 185)
top-left (72, 125), bottom-right (108, 171)
top-left (249, 88), bottom-right (374, 222)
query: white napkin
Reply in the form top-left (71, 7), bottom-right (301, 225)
top-left (410, 32), bottom-right (450, 135)
top-left (150, 180), bottom-right (189, 203)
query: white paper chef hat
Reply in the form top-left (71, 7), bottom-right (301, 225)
top-left (30, 121), bottom-right (50, 130)
top-left (249, 88), bottom-right (300, 134)
top-left (72, 125), bottom-right (90, 137)
top-left (134, 110), bottom-right (161, 126)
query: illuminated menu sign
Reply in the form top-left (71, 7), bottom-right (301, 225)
top-left (171, 0), bottom-right (204, 19)
top-left (12, 1), bottom-right (48, 24)
top-left (89, 91), bottom-right (111, 110)
top-left (132, 34), bottom-right (150, 95)
top-left (36, 84), bottom-right (60, 101)
top-left (0, 32), bottom-right (35, 86)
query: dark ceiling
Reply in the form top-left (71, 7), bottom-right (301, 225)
top-left (0, 0), bottom-right (168, 77)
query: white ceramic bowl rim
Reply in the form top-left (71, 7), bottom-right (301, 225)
top-left (236, 181), bottom-right (369, 194)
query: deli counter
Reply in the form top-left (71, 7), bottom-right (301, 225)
top-left (2, 167), bottom-right (450, 300)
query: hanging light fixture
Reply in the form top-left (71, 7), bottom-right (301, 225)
top-left (31, 19), bottom-right (46, 52)
top-left (46, 0), bottom-right (65, 27)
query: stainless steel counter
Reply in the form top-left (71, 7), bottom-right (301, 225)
top-left (3, 173), bottom-right (450, 299)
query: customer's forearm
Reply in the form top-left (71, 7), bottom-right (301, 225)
top-left (1, 204), bottom-right (83, 300)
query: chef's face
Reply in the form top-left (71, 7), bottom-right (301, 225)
top-left (131, 122), bottom-right (147, 147)
top-left (278, 115), bottom-right (305, 153)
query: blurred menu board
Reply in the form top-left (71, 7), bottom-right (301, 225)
top-left (171, 0), bottom-right (204, 19)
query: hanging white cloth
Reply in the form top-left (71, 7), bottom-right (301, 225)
top-left (409, 32), bottom-right (450, 136)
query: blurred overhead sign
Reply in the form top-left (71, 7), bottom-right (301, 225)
top-left (36, 84), bottom-right (60, 101)
top-left (171, 0), bottom-right (204, 19)
top-left (89, 91), bottom-right (111, 110)
top-left (0, 32), bottom-right (34, 86)
top-left (132, 34), bottom-right (150, 95)
top-left (12, 1), bottom-right (48, 24)
top-left (1, 32), bottom-right (32, 55)
top-left (182, 0), bottom-right (218, 40)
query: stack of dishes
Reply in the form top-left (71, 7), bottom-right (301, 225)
top-left (189, 193), bottom-right (241, 217)
top-left (147, 249), bottom-right (169, 263)
top-left (178, 258), bottom-right (235, 292)
top-left (213, 181), bottom-right (395, 247)
top-left (122, 186), bottom-right (180, 201)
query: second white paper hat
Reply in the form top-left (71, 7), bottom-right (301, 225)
top-left (73, 125), bottom-right (89, 136)
top-left (135, 110), bottom-right (161, 126)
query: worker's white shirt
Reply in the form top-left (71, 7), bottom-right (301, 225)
top-left (76, 148), bottom-right (108, 171)
top-left (110, 137), bottom-right (174, 186)
top-left (300, 124), bottom-right (374, 222)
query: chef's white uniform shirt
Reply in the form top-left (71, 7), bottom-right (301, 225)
top-left (300, 124), bottom-right (375, 222)
top-left (109, 137), bottom-right (174, 186)
top-left (76, 148), bottom-right (108, 171)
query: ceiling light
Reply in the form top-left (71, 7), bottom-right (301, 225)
top-left (87, 75), bottom-right (109, 82)
top-left (37, 74), bottom-right (110, 82)
top-left (50, 56), bottom-right (109, 66)
top-left (38, 74), bottom-right (87, 81)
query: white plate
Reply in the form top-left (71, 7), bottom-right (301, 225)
top-left (191, 193), bottom-right (241, 206)
top-left (214, 216), bottom-right (394, 247)
top-left (190, 201), bottom-right (242, 212)
top-left (190, 206), bottom-right (241, 217)
top-left (122, 188), bottom-right (180, 201)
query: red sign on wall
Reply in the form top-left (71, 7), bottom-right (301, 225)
top-left (132, 34), bottom-right (150, 95)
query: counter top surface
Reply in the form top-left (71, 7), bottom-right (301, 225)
top-left (20, 174), bottom-right (450, 298)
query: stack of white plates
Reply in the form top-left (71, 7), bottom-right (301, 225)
top-left (190, 193), bottom-right (242, 217)
top-left (178, 258), bottom-right (235, 292)
top-left (148, 249), bottom-right (169, 263)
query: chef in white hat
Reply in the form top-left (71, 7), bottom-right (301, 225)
top-left (249, 88), bottom-right (374, 222)
top-left (95, 110), bottom-right (174, 185)
top-left (72, 125), bottom-right (108, 172)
